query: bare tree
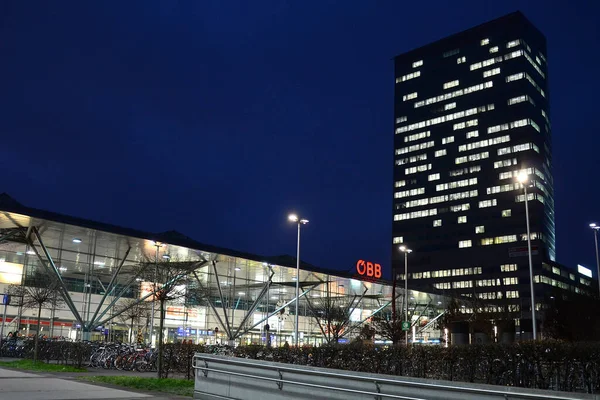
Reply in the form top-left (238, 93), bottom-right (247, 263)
top-left (115, 298), bottom-right (150, 344)
top-left (371, 313), bottom-right (405, 345)
top-left (136, 257), bottom-right (200, 378)
top-left (6, 285), bottom-right (27, 334)
top-left (20, 274), bottom-right (64, 362)
top-left (306, 282), bottom-right (360, 344)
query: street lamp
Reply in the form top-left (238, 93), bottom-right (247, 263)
top-left (589, 223), bottom-right (600, 297)
top-left (149, 241), bottom-right (165, 345)
top-left (399, 245), bottom-right (412, 346)
top-left (288, 213), bottom-right (309, 347)
top-left (517, 172), bottom-right (537, 340)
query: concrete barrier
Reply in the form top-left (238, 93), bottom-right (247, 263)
top-left (193, 353), bottom-right (597, 400)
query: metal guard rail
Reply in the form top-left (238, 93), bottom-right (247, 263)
top-left (193, 354), bottom-right (587, 400)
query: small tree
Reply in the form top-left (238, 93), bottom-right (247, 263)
top-left (115, 298), bottom-right (150, 344)
top-left (6, 284), bottom-right (27, 334)
top-left (137, 257), bottom-right (199, 378)
top-left (20, 274), bottom-right (64, 362)
top-left (306, 282), bottom-right (358, 344)
top-left (371, 313), bottom-right (405, 345)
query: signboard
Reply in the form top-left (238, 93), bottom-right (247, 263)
top-left (355, 260), bottom-right (382, 279)
top-left (2, 294), bottom-right (10, 306)
top-left (578, 264), bottom-right (593, 278)
top-left (401, 321), bottom-right (410, 331)
top-left (508, 246), bottom-right (539, 258)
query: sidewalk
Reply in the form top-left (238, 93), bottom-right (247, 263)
top-left (0, 367), bottom-right (190, 400)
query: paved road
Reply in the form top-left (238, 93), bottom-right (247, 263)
top-left (0, 367), bottom-right (185, 400)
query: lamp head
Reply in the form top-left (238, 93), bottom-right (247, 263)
top-left (288, 214), bottom-right (299, 222)
top-left (399, 245), bottom-right (406, 252)
top-left (591, 223), bottom-right (600, 231)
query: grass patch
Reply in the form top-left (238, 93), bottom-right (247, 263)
top-left (81, 376), bottom-right (194, 397)
top-left (0, 359), bottom-right (87, 372)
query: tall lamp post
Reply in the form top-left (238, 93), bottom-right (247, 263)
top-left (288, 214), bottom-right (309, 347)
top-left (149, 241), bottom-right (164, 345)
top-left (399, 246), bottom-right (412, 346)
top-left (589, 223), bottom-right (600, 297)
top-left (517, 172), bottom-right (536, 340)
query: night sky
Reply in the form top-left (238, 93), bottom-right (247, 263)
top-left (1, 1), bottom-right (599, 278)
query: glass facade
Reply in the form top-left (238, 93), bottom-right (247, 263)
top-left (0, 198), bottom-right (448, 345)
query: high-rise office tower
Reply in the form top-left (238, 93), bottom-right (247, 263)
top-left (392, 12), bottom-right (555, 313)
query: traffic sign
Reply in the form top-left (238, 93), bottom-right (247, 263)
top-left (401, 321), bottom-right (410, 331)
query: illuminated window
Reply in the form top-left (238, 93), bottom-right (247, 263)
top-left (394, 208), bottom-right (437, 221)
top-left (444, 102), bottom-right (456, 110)
top-left (494, 158), bottom-right (518, 169)
top-left (450, 203), bottom-right (470, 212)
top-left (404, 131), bottom-right (430, 143)
top-left (455, 151), bottom-right (489, 165)
top-left (478, 199), bottom-right (497, 208)
top-left (428, 173), bottom-right (440, 181)
top-left (436, 178), bottom-right (477, 191)
top-left (497, 143), bottom-right (540, 156)
top-left (396, 71), bottom-right (421, 83)
top-left (452, 280), bottom-right (473, 289)
top-left (457, 56), bottom-right (466, 64)
top-left (435, 149), bottom-right (447, 157)
top-left (508, 95), bottom-right (535, 106)
top-left (395, 180), bottom-right (406, 188)
top-left (396, 116), bottom-right (407, 123)
top-left (501, 264), bottom-right (517, 272)
top-left (442, 136), bottom-right (454, 145)
top-left (475, 226), bottom-right (485, 234)
top-left (552, 266), bottom-right (561, 275)
top-left (506, 291), bottom-right (519, 299)
top-left (470, 56), bottom-right (503, 71)
top-left (466, 130), bottom-right (479, 139)
top-left (405, 163), bottom-right (432, 175)
top-left (494, 235), bottom-right (517, 244)
top-left (433, 219), bottom-right (442, 227)
top-left (483, 67), bottom-right (500, 78)
top-left (393, 236), bottom-right (403, 244)
top-left (453, 119), bottom-right (478, 131)
top-left (394, 188), bottom-right (425, 198)
top-left (443, 80), bottom-right (459, 90)
top-left (449, 165), bottom-right (481, 176)
top-left (395, 153), bottom-right (427, 166)
top-left (459, 240), bottom-right (472, 248)
top-left (395, 141), bottom-right (435, 155)
top-left (414, 81), bottom-right (494, 108)
top-left (507, 40), bottom-right (520, 49)
top-left (397, 106), bottom-right (491, 134)
top-left (503, 277), bottom-right (519, 285)
top-left (489, 46), bottom-right (498, 53)
top-left (412, 60), bottom-right (423, 68)
top-left (481, 38), bottom-right (490, 46)
top-left (458, 135), bottom-right (510, 152)
top-left (481, 238), bottom-right (494, 246)
top-left (504, 50), bottom-right (523, 60)
top-left (403, 92), bottom-right (418, 101)
top-left (506, 72), bottom-right (546, 97)
top-left (458, 216), bottom-right (467, 224)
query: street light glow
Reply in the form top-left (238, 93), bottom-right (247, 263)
top-left (590, 223), bottom-right (599, 230)
top-left (399, 245), bottom-right (406, 252)
top-left (517, 171), bottom-right (528, 184)
top-left (288, 214), bottom-right (299, 222)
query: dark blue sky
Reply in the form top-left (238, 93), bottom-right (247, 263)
top-left (1, 1), bottom-right (599, 277)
